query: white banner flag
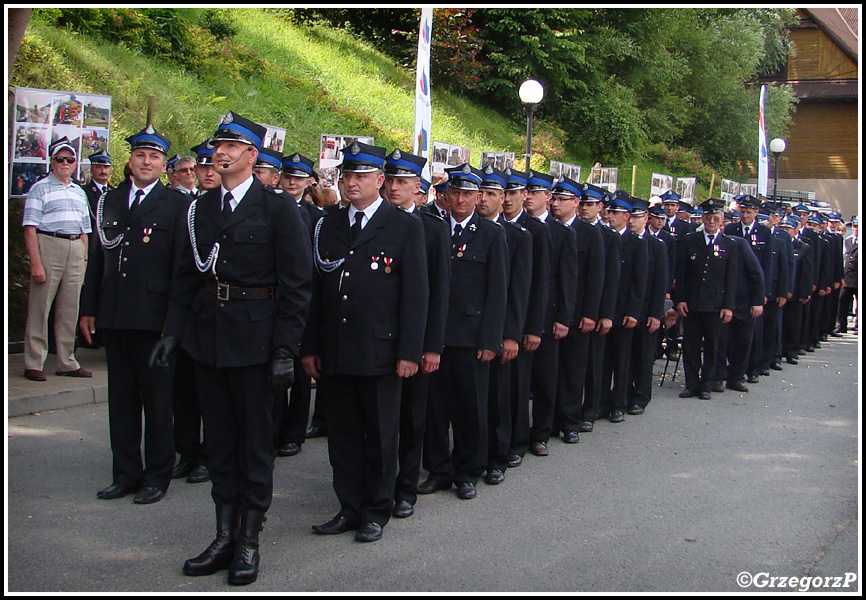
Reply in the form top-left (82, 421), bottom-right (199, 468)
top-left (758, 84), bottom-right (769, 196)
top-left (413, 8), bottom-right (433, 180)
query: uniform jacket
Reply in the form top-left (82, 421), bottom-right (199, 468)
top-left (444, 212), bottom-right (508, 352)
top-left (543, 213), bottom-right (579, 331)
top-left (843, 243), bottom-right (857, 288)
top-left (773, 228), bottom-right (795, 298)
top-left (674, 231), bottom-right (739, 312)
top-left (568, 218), bottom-right (605, 324)
top-left (418, 209), bottom-right (451, 354)
top-left (664, 216), bottom-right (695, 240)
top-left (515, 211), bottom-right (551, 338)
top-left (81, 180), bottom-right (190, 332)
top-left (640, 233), bottom-right (670, 322)
top-left (791, 237), bottom-right (815, 301)
top-left (729, 236), bottom-right (766, 320)
top-left (725, 221), bottom-right (773, 298)
top-left (815, 232), bottom-right (834, 290)
top-left (302, 201), bottom-right (428, 376)
top-left (767, 232), bottom-right (790, 300)
top-left (800, 227), bottom-right (823, 289)
top-left (496, 215), bottom-right (533, 342)
top-left (613, 229), bottom-right (649, 323)
top-left (652, 227), bottom-right (677, 292)
top-left (165, 177), bottom-right (312, 368)
top-left (596, 223), bottom-right (622, 322)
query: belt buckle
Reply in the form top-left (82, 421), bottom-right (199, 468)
top-left (216, 281), bottom-right (230, 301)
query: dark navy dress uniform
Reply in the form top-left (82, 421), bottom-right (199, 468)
top-left (782, 226), bottom-right (815, 359)
top-left (81, 128), bottom-right (190, 499)
top-left (424, 167), bottom-right (508, 491)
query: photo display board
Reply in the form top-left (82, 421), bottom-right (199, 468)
top-left (318, 133), bottom-right (376, 193)
top-left (11, 87), bottom-right (112, 197)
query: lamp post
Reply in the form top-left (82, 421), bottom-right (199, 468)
top-left (769, 137), bottom-right (786, 202)
top-left (519, 79), bottom-right (544, 174)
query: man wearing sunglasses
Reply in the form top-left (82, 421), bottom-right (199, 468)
top-left (21, 137), bottom-right (92, 382)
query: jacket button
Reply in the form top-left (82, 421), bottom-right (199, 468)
top-left (342, 295), bottom-right (348, 300)
top-left (121, 273), bottom-right (127, 278)
top-left (349, 250), bottom-right (354, 255)
top-left (123, 257), bottom-right (127, 262)
top-left (126, 227), bottom-right (131, 232)
top-left (344, 272), bottom-right (350, 277)
top-left (124, 242), bottom-right (129, 246)
top-left (341, 318), bottom-right (347, 323)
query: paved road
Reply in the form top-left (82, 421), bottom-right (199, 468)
top-left (6, 334), bottom-right (860, 593)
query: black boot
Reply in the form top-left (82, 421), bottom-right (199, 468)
top-left (183, 504), bottom-right (238, 576)
top-left (228, 509), bottom-right (265, 586)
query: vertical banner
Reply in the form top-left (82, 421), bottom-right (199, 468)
top-left (758, 84), bottom-right (769, 196)
top-left (413, 8), bottom-right (433, 180)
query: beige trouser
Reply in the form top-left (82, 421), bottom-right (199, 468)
top-left (24, 234), bottom-right (87, 372)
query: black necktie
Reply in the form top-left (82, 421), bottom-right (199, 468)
top-left (222, 192), bottom-right (234, 221)
top-left (743, 225), bottom-right (750, 237)
top-left (452, 224), bottom-right (463, 246)
top-left (351, 212), bottom-right (364, 241)
top-left (707, 234), bottom-right (714, 246)
top-left (134, 189), bottom-right (144, 207)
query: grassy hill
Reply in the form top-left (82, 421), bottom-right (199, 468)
top-left (8, 8), bottom-right (724, 342)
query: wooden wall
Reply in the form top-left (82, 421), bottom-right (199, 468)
top-left (788, 24), bottom-right (858, 81)
top-left (779, 103), bottom-right (858, 180)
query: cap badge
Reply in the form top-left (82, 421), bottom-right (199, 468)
top-left (485, 165), bottom-right (494, 174)
top-left (392, 149), bottom-right (402, 160)
top-left (222, 112), bottom-right (233, 125)
top-left (462, 164), bottom-right (471, 175)
top-left (350, 143), bottom-right (360, 155)
top-left (292, 153), bottom-right (301, 163)
top-left (145, 124), bottom-right (155, 135)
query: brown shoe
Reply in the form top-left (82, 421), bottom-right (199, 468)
top-left (56, 368), bottom-right (93, 378)
top-left (23, 369), bottom-right (47, 382)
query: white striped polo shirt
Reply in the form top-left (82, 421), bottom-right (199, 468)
top-left (22, 173), bottom-right (92, 235)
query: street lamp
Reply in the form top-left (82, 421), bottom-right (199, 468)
top-left (769, 137), bottom-right (786, 201)
top-left (519, 79), bottom-right (544, 173)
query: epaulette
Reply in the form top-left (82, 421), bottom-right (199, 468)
top-left (503, 220), bottom-right (528, 233)
top-left (263, 184), bottom-right (284, 195)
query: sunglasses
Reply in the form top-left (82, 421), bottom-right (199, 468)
top-left (176, 167), bottom-right (195, 174)
top-left (53, 156), bottom-right (76, 164)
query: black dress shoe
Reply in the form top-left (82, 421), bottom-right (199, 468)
top-left (798, 349), bottom-right (807, 355)
top-left (770, 362), bottom-right (783, 371)
top-left (829, 331), bottom-right (842, 338)
top-left (305, 425), bottom-right (326, 439)
top-left (578, 421), bottom-right (594, 433)
top-left (746, 374), bottom-right (760, 384)
top-left (562, 430), bottom-right (580, 443)
top-left (529, 441), bottom-right (549, 456)
top-left (312, 515), bottom-right (356, 535)
top-left (507, 454), bottom-right (523, 468)
top-left (786, 357), bottom-right (799, 365)
top-left (456, 482), bottom-right (477, 500)
top-left (627, 404), bottom-right (645, 415)
top-left (172, 460), bottom-right (195, 480)
top-left (417, 478), bottom-right (451, 494)
top-left (678, 390), bottom-right (695, 398)
top-left (133, 486), bottom-right (166, 504)
top-left (814, 341), bottom-right (822, 349)
top-left (392, 500), bottom-right (414, 518)
top-left (97, 482), bottom-right (137, 500)
top-left (276, 442), bottom-right (301, 457)
top-left (355, 522), bottom-right (383, 543)
top-left (710, 381), bottom-right (725, 393)
top-left (187, 465), bottom-right (210, 484)
top-left (726, 381), bottom-right (749, 393)
top-left (698, 392), bottom-right (712, 400)
top-left (609, 410), bottom-right (625, 423)
top-left (760, 369), bottom-right (771, 377)
top-left (484, 469), bottom-right (505, 485)
top-left (819, 334), bottom-right (828, 343)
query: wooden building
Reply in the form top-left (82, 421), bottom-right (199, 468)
top-left (759, 8), bottom-right (859, 219)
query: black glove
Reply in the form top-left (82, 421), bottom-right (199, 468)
top-left (149, 335), bottom-right (178, 369)
top-left (269, 347), bottom-right (295, 391)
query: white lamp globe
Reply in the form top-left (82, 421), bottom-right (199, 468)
top-left (769, 138), bottom-right (786, 154)
top-left (519, 79), bottom-right (545, 105)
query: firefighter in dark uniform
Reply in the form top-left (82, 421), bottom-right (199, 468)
top-left (673, 198), bottom-right (738, 400)
top-left (524, 170), bottom-right (578, 457)
top-left (625, 199), bottom-right (669, 413)
top-left (500, 169), bottom-right (550, 468)
top-left (152, 112), bottom-right (312, 584)
top-left (550, 178), bottom-right (604, 443)
top-left (600, 192), bottom-right (648, 423)
top-left (419, 164), bottom-right (508, 501)
top-left (80, 126), bottom-right (190, 505)
top-left (779, 217), bottom-right (814, 363)
top-left (579, 185), bottom-right (621, 430)
top-left (477, 165), bottom-right (532, 485)
top-left (301, 142), bottom-right (428, 542)
top-left (381, 148), bottom-right (450, 518)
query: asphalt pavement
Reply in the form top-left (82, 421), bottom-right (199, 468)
top-left (5, 332), bottom-right (861, 593)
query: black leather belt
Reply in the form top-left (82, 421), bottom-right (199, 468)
top-left (206, 280), bottom-right (276, 301)
top-left (37, 229), bottom-right (81, 240)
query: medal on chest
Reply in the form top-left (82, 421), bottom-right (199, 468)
top-left (143, 228), bottom-right (152, 243)
top-left (371, 256), bottom-right (379, 271)
top-left (384, 257), bottom-right (393, 274)
top-left (456, 244), bottom-right (467, 258)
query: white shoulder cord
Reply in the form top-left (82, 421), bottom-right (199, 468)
top-left (96, 188), bottom-right (125, 250)
top-left (313, 217), bottom-right (344, 273)
top-left (187, 199), bottom-right (220, 276)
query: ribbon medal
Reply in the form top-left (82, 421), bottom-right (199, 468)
top-left (384, 257), bottom-right (393, 274)
top-left (370, 256), bottom-right (379, 271)
top-left (713, 244), bottom-right (719, 257)
top-left (143, 228), bottom-right (152, 243)
top-left (457, 244), bottom-right (467, 258)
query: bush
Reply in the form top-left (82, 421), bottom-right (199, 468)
top-left (200, 9), bottom-right (238, 40)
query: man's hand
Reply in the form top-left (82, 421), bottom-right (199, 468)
top-left (623, 316), bottom-right (638, 329)
top-left (30, 263), bottom-right (46, 284)
top-left (301, 355), bottom-right (321, 379)
top-left (396, 360), bottom-right (419, 378)
top-left (665, 309), bottom-right (680, 328)
top-left (778, 296), bottom-right (787, 308)
top-left (750, 305), bottom-right (764, 319)
top-left (421, 352), bottom-right (441, 374)
top-left (647, 317), bottom-right (661, 334)
top-left (477, 349), bottom-right (496, 363)
top-left (149, 335), bottom-right (178, 369)
top-left (720, 308), bottom-right (733, 324)
top-left (269, 347), bottom-right (295, 390)
top-left (596, 318), bottom-right (613, 336)
top-left (501, 339), bottom-right (519, 363)
top-left (79, 316), bottom-right (96, 346)
top-left (677, 302), bottom-right (689, 318)
top-left (523, 334), bottom-right (541, 352)
top-left (579, 317), bottom-right (596, 334)
top-left (553, 322), bottom-right (569, 340)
